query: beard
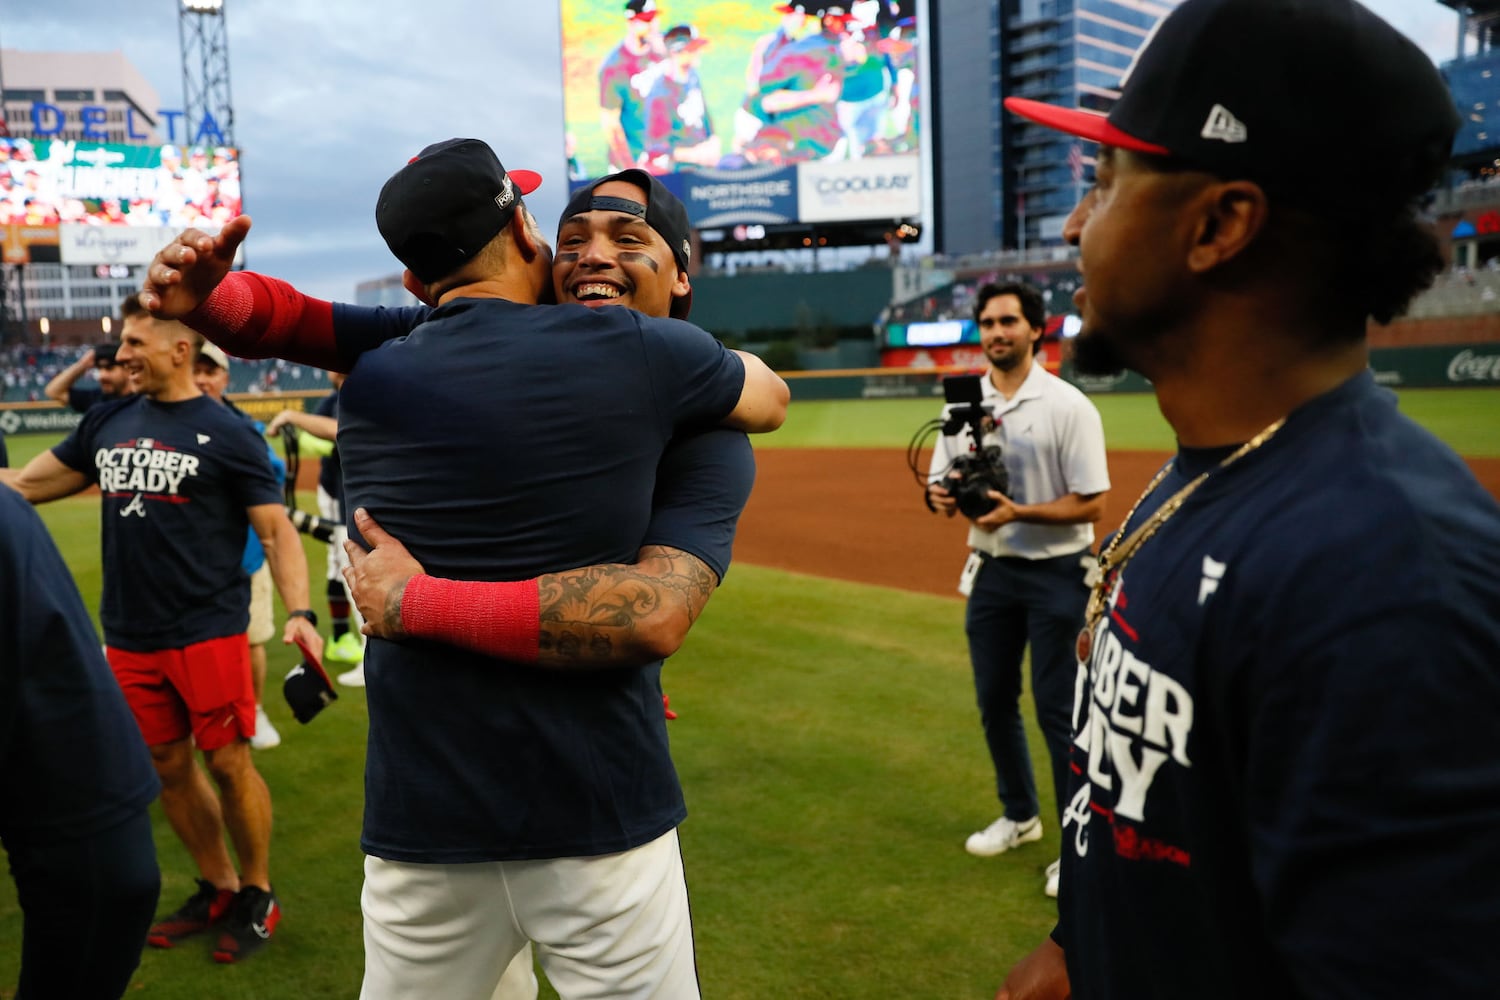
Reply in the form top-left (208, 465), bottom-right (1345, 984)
top-left (1070, 327), bottom-right (1130, 376)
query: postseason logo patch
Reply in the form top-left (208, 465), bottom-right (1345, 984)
top-left (495, 176), bottom-right (516, 211)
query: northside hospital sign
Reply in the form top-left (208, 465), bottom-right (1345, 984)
top-left (14, 101), bottom-right (229, 147)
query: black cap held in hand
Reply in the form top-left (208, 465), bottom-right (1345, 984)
top-left (1005, 0), bottom-right (1460, 213)
top-left (376, 138), bottom-right (543, 285)
top-left (282, 635), bottom-right (338, 724)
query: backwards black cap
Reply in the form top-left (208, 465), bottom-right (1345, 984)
top-left (562, 169), bottom-right (695, 319)
top-left (375, 138), bottom-right (543, 284)
top-left (94, 343), bottom-right (119, 365)
top-left (1005, 0), bottom-right (1460, 213)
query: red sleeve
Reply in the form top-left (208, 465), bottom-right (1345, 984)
top-left (400, 574), bottom-right (540, 662)
top-left (186, 271), bottom-right (345, 372)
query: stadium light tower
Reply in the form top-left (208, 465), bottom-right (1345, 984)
top-left (178, 0), bottom-right (236, 147)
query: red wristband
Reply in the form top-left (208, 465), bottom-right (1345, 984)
top-left (186, 271), bottom-right (341, 371)
top-left (400, 575), bottom-right (540, 662)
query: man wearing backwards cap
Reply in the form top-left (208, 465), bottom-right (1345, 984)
top-left (142, 139), bottom-right (784, 999)
top-left (993, 1), bottom-right (1500, 998)
top-left (44, 340), bottom-right (132, 412)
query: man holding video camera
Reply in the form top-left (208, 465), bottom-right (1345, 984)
top-left (927, 281), bottom-right (1109, 898)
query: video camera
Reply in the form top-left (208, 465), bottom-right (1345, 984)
top-left (907, 374), bottom-right (1009, 519)
top-left (287, 507), bottom-right (340, 544)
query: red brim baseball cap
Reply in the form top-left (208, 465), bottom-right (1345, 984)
top-left (283, 635), bottom-right (338, 724)
top-left (1002, 98), bottom-right (1168, 158)
top-left (376, 138), bottom-right (544, 285)
top-left (1001, 0), bottom-right (1458, 212)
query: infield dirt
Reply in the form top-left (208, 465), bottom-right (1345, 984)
top-left (732, 449), bottom-right (1500, 599)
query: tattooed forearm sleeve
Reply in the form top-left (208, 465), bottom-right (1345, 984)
top-left (536, 545), bottom-right (718, 668)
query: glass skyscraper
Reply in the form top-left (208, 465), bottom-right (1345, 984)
top-left (932, 0), bottom-right (1180, 255)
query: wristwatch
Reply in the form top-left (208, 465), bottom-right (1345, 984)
top-left (288, 609), bottom-right (319, 628)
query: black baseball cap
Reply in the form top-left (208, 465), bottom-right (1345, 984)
top-left (282, 636), bottom-right (338, 724)
top-left (562, 169), bottom-right (695, 319)
top-left (625, 0), bottom-right (659, 20)
top-left (375, 138), bottom-right (543, 284)
top-left (94, 343), bottom-right (119, 366)
top-left (1005, 0), bottom-right (1460, 213)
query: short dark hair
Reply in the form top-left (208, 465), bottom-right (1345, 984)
top-left (1272, 200), bottom-right (1445, 333)
top-left (973, 282), bottom-right (1047, 353)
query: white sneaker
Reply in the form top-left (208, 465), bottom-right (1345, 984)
top-left (251, 705), bottom-right (282, 750)
top-left (964, 814), bottom-right (1043, 857)
top-left (337, 664), bottom-right (366, 688)
top-left (1044, 858), bottom-right (1061, 898)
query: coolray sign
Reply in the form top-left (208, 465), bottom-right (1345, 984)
top-left (59, 224), bottom-right (210, 266)
top-left (678, 165), bottom-right (798, 227)
top-left (19, 103), bottom-right (226, 146)
top-left (797, 154), bottom-right (921, 223)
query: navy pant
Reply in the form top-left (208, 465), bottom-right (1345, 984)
top-left (12, 808), bottom-right (160, 1000)
top-left (964, 551), bottom-right (1089, 824)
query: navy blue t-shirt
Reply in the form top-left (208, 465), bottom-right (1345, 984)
top-left (51, 394), bottom-right (284, 651)
top-left (643, 427), bottom-right (755, 581)
top-left (1059, 371), bottom-right (1500, 998)
top-left (337, 298), bottom-right (747, 862)
top-left (0, 488), bottom-right (159, 850)
top-left (67, 384), bottom-right (104, 413)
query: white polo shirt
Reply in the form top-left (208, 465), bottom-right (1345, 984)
top-left (929, 362), bottom-right (1111, 560)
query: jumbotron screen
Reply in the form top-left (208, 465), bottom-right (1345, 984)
top-left (0, 138), bottom-right (241, 229)
top-left (559, 0), bottom-right (924, 229)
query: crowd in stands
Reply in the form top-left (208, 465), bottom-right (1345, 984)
top-left (883, 269), bottom-right (1083, 326)
top-left (0, 138), bottom-right (243, 229)
top-left (0, 343), bottom-right (331, 403)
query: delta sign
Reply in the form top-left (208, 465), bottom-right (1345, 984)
top-left (16, 102), bottom-right (229, 147)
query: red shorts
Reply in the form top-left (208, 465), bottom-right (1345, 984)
top-left (107, 634), bottom-right (255, 751)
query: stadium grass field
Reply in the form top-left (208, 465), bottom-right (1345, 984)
top-left (766, 387), bottom-right (1500, 455)
top-left (1, 385), bottom-right (1496, 998)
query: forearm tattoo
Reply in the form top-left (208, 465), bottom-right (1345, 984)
top-left (536, 545), bottom-right (717, 665)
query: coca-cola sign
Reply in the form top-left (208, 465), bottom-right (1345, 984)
top-left (1446, 349), bottom-right (1500, 383)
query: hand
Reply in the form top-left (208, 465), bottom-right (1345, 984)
top-left (265, 410), bottom-right (296, 436)
top-left (283, 614), bottom-right (324, 664)
top-left (973, 490), bottom-right (1021, 531)
top-left (926, 481), bottom-right (957, 517)
top-left (139, 215), bottom-right (252, 317)
top-left (996, 937), bottom-right (1070, 1000)
top-left (342, 508), bottom-right (425, 641)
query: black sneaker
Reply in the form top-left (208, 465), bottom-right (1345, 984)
top-left (212, 885), bottom-right (281, 964)
top-left (147, 879), bottom-right (236, 948)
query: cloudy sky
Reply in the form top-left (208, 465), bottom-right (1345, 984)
top-left (0, 0), bottom-right (1463, 300)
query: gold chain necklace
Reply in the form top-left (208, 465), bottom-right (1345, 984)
top-left (1076, 417), bottom-right (1287, 664)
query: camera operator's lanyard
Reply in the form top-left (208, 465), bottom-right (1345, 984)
top-left (1077, 417), bottom-right (1286, 664)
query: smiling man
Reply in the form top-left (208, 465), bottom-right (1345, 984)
top-left (926, 281), bottom-right (1108, 898)
top-left (1, 295), bottom-right (320, 967)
